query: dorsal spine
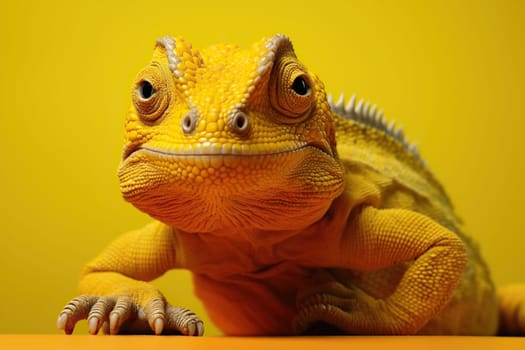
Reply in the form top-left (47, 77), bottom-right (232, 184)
top-left (328, 93), bottom-right (427, 167)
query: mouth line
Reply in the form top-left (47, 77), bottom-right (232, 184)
top-left (123, 143), bottom-right (330, 160)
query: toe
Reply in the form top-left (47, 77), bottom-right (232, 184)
top-left (144, 298), bottom-right (167, 335)
top-left (166, 305), bottom-right (204, 336)
top-left (58, 295), bottom-right (98, 334)
top-left (87, 297), bottom-right (116, 335)
top-left (293, 303), bottom-right (337, 334)
top-left (109, 296), bottom-right (134, 335)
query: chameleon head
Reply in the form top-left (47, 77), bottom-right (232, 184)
top-left (117, 34), bottom-right (345, 232)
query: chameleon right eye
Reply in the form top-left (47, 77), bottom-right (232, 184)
top-left (291, 76), bottom-right (310, 96)
top-left (132, 63), bottom-right (171, 122)
top-left (269, 54), bottom-right (314, 122)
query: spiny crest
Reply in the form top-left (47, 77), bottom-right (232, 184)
top-left (328, 93), bottom-right (427, 167)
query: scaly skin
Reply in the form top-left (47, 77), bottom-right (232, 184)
top-left (58, 34), bottom-right (524, 336)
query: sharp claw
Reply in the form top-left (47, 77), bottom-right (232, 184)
top-left (109, 313), bottom-right (120, 335)
top-left (196, 321), bottom-right (204, 336)
top-left (154, 318), bottom-right (164, 335)
top-left (187, 321), bottom-right (196, 336)
top-left (58, 313), bottom-right (74, 334)
top-left (88, 317), bottom-right (100, 335)
top-left (56, 314), bottom-right (67, 331)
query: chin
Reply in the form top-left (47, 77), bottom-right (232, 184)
top-left (118, 147), bottom-right (344, 233)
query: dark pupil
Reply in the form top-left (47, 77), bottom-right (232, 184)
top-left (139, 81), bottom-right (154, 99)
top-left (291, 76), bottom-right (310, 96)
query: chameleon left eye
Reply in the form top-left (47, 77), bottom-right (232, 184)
top-left (138, 80), bottom-right (155, 100)
top-left (132, 63), bottom-right (171, 122)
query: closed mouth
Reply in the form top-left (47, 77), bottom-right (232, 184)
top-left (123, 141), bottom-right (332, 160)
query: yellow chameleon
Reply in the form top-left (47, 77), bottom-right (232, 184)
top-left (58, 34), bottom-right (525, 336)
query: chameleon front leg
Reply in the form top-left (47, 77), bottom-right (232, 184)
top-left (294, 205), bottom-right (468, 335)
top-left (57, 221), bottom-right (203, 336)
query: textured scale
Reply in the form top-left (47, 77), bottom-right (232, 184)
top-left (58, 34), bottom-right (525, 337)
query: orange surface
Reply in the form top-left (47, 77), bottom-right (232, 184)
top-left (1, 335), bottom-right (524, 350)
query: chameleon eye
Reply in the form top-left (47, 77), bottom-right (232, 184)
top-left (132, 63), bottom-right (170, 122)
top-left (269, 57), bottom-right (314, 120)
top-left (138, 80), bottom-right (155, 100)
top-left (291, 76), bottom-right (310, 96)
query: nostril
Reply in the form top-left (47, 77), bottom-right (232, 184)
top-left (183, 115), bottom-right (192, 129)
top-left (181, 110), bottom-right (198, 134)
top-left (231, 110), bottom-right (250, 135)
top-left (236, 113), bottom-right (247, 129)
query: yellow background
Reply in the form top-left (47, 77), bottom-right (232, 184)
top-left (2, 0), bottom-right (524, 336)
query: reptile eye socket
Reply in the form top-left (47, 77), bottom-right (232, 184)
top-left (269, 58), bottom-right (314, 120)
top-left (291, 76), bottom-right (310, 96)
top-left (139, 80), bottom-right (155, 99)
top-left (132, 63), bottom-right (171, 122)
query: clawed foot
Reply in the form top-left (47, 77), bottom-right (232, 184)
top-left (293, 278), bottom-right (395, 335)
top-left (57, 295), bottom-right (204, 336)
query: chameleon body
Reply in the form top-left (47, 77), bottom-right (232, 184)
top-left (58, 35), bottom-right (525, 336)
